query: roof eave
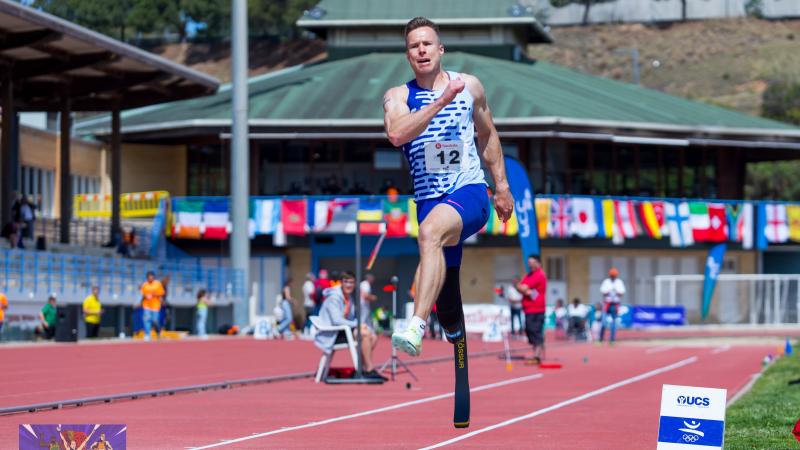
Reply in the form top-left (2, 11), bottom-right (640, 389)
top-left (0, 0), bottom-right (219, 91)
top-left (82, 116), bottom-right (800, 142)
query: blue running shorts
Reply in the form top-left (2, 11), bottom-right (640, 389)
top-left (416, 183), bottom-right (490, 267)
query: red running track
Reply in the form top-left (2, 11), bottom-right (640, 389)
top-left (0, 336), bottom-right (772, 449)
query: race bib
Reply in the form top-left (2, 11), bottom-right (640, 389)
top-left (424, 141), bottom-right (464, 174)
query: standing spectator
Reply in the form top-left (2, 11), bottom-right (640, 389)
top-left (360, 273), bottom-right (377, 330)
top-left (314, 271), bottom-right (383, 379)
top-left (517, 254), bottom-right (547, 363)
top-left (38, 295), bottom-right (57, 340)
top-left (313, 269), bottom-right (331, 316)
top-left (506, 276), bottom-right (524, 336)
top-left (12, 195), bottom-right (36, 240)
top-left (82, 286), bottom-right (103, 339)
top-left (567, 297), bottom-right (588, 340)
top-left (0, 291), bottom-right (8, 337)
top-left (600, 267), bottom-right (626, 345)
top-left (195, 290), bottom-right (213, 338)
top-left (302, 272), bottom-right (316, 334)
top-left (140, 271), bottom-right (165, 341)
top-left (160, 275), bottom-right (172, 331)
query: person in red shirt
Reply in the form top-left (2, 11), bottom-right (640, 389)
top-left (516, 254), bottom-right (547, 363)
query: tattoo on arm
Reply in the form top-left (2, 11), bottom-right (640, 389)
top-left (383, 96), bottom-right (391, 106)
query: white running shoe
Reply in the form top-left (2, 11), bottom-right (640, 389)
top-left (392, 327), bottom-right (423, 357)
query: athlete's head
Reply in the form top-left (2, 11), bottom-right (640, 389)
top-left (527, 254), bottom-right (541, 272)
top-left (404, 17), bottom-right (443, 76)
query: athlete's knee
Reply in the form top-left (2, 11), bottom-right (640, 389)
top-left (418, 220), bottom-right (444, 250)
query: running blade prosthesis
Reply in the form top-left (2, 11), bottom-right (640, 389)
top-left (448, 324), bottom-right (470, 428)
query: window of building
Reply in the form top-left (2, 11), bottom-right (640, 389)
top-left (591, 143), bottom-right (614, 195)
top-left (528, 139), bottom-right (545, 192)
top-left (72, 175), bottom-right (100, 196)
top-left (19, 165), bottom-right (56, 218)
top-left (614, 146), bottom-right (637, 196)
top-left (639, 145), bottom-right (660, 197)
top-left (187, 144), bottom-right (228, 196)
top-left (567, 142), bottom-right (590, 195)
top-left (544, 140), bottom-right (567, 194)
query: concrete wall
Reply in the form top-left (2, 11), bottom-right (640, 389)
top-left (119, 143), bottom-right (187, 195)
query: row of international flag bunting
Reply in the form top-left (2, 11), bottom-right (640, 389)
top-left (169, 196), bottom-right (800, 249)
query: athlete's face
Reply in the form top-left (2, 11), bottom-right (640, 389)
top-left (405, 26), bottom-right (443, 75)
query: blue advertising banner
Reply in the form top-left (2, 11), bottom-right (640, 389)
top-left (702, 244), bottom-right (726, 321)
top-left (504, 156), bottom-right (539, 271)
top-left (632, 306), bottom-right (686, 327)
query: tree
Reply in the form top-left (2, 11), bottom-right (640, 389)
top-left (181, 0), bottom-right (230, 39)
top-left (762, 79), bottom-right (800, 125)
top-left (248, 0), bottom-right (317, 38)
top-left (746, 161), bottom-right (800, 201)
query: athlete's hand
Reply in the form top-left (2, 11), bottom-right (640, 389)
top-left (439, 79), bottom-right (465, 105)
top-left (494, 188), bottom-right (514, 223)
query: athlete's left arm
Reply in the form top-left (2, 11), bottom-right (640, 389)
top-left (465, 74), bottom-right (513, 222)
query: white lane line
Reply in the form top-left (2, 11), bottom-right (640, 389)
top-left (645, 345), bottom-right (675, 354)
top-left (419, 356), bottom-right (699, 450)
top-left (711, 344), bottom-right (731, 354)
top-left (186, 373), bottom-right (544, 449)
top-left (727, 373), bottom-right (760, 406)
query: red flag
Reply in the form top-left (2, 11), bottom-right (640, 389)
top-left (707, 203), bottom-right (728, 242)
top-left (281, 200), bottom-right (307, 236)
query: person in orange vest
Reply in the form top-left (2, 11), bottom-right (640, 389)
top-left (0, 291), bottom-right (8, 338)
top-left (140, 271), bottom-right (165, 341)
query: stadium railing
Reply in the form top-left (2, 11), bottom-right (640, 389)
top-left (0, 248), bottom-right (244, 307)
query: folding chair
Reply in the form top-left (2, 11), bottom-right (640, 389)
top-left (309, 316), bottom-right (359, 383)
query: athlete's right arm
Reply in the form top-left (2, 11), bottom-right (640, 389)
top-left (383, 85), bottom-right (448, 147)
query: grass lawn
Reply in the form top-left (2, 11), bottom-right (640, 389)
top-left (725, 351), bottom-right (800, 449)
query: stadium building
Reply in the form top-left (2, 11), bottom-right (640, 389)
top-left (72, 0), bottom-right (800, 324)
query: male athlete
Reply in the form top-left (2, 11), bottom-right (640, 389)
top-left (384, 17), bottom-right (513, 357)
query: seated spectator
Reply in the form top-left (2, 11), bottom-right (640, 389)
top-left (313, 271), bottom-right (383, 380)
top-left (567, 297), bottom-right (588, 340)
top-left (1, 221), bottom-right (21, 249)
top-left (276, 279), bottom-right (296, 338)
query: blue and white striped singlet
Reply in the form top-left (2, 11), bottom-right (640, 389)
top-left (401, 71), bottom-right (486, 201)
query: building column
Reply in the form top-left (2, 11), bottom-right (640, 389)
top-left (59, 95), bottom-right (72, 244)
top-left (1, 71), bottom-right (15, 228)
top-left (110, 105), bottom-right (121, 241)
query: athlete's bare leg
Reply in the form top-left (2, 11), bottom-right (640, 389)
top-left (414, 203), bottom-right (462, 319)
top-left (393, 203), bottom-right (462, 356)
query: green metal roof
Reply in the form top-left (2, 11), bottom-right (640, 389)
top-left (76, 52), bottom-right (799, 138)
top-left (298, 0), bottom-right (539, 23)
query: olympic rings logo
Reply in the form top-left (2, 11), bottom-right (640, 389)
top-left (682, 434), bottom-right (700, 443)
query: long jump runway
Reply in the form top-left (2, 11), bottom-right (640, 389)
top-left (0, 336), bottom-right (772, 449)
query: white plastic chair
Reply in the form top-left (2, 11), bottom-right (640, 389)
top-left (309, 315), bottom-right (359, 383)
